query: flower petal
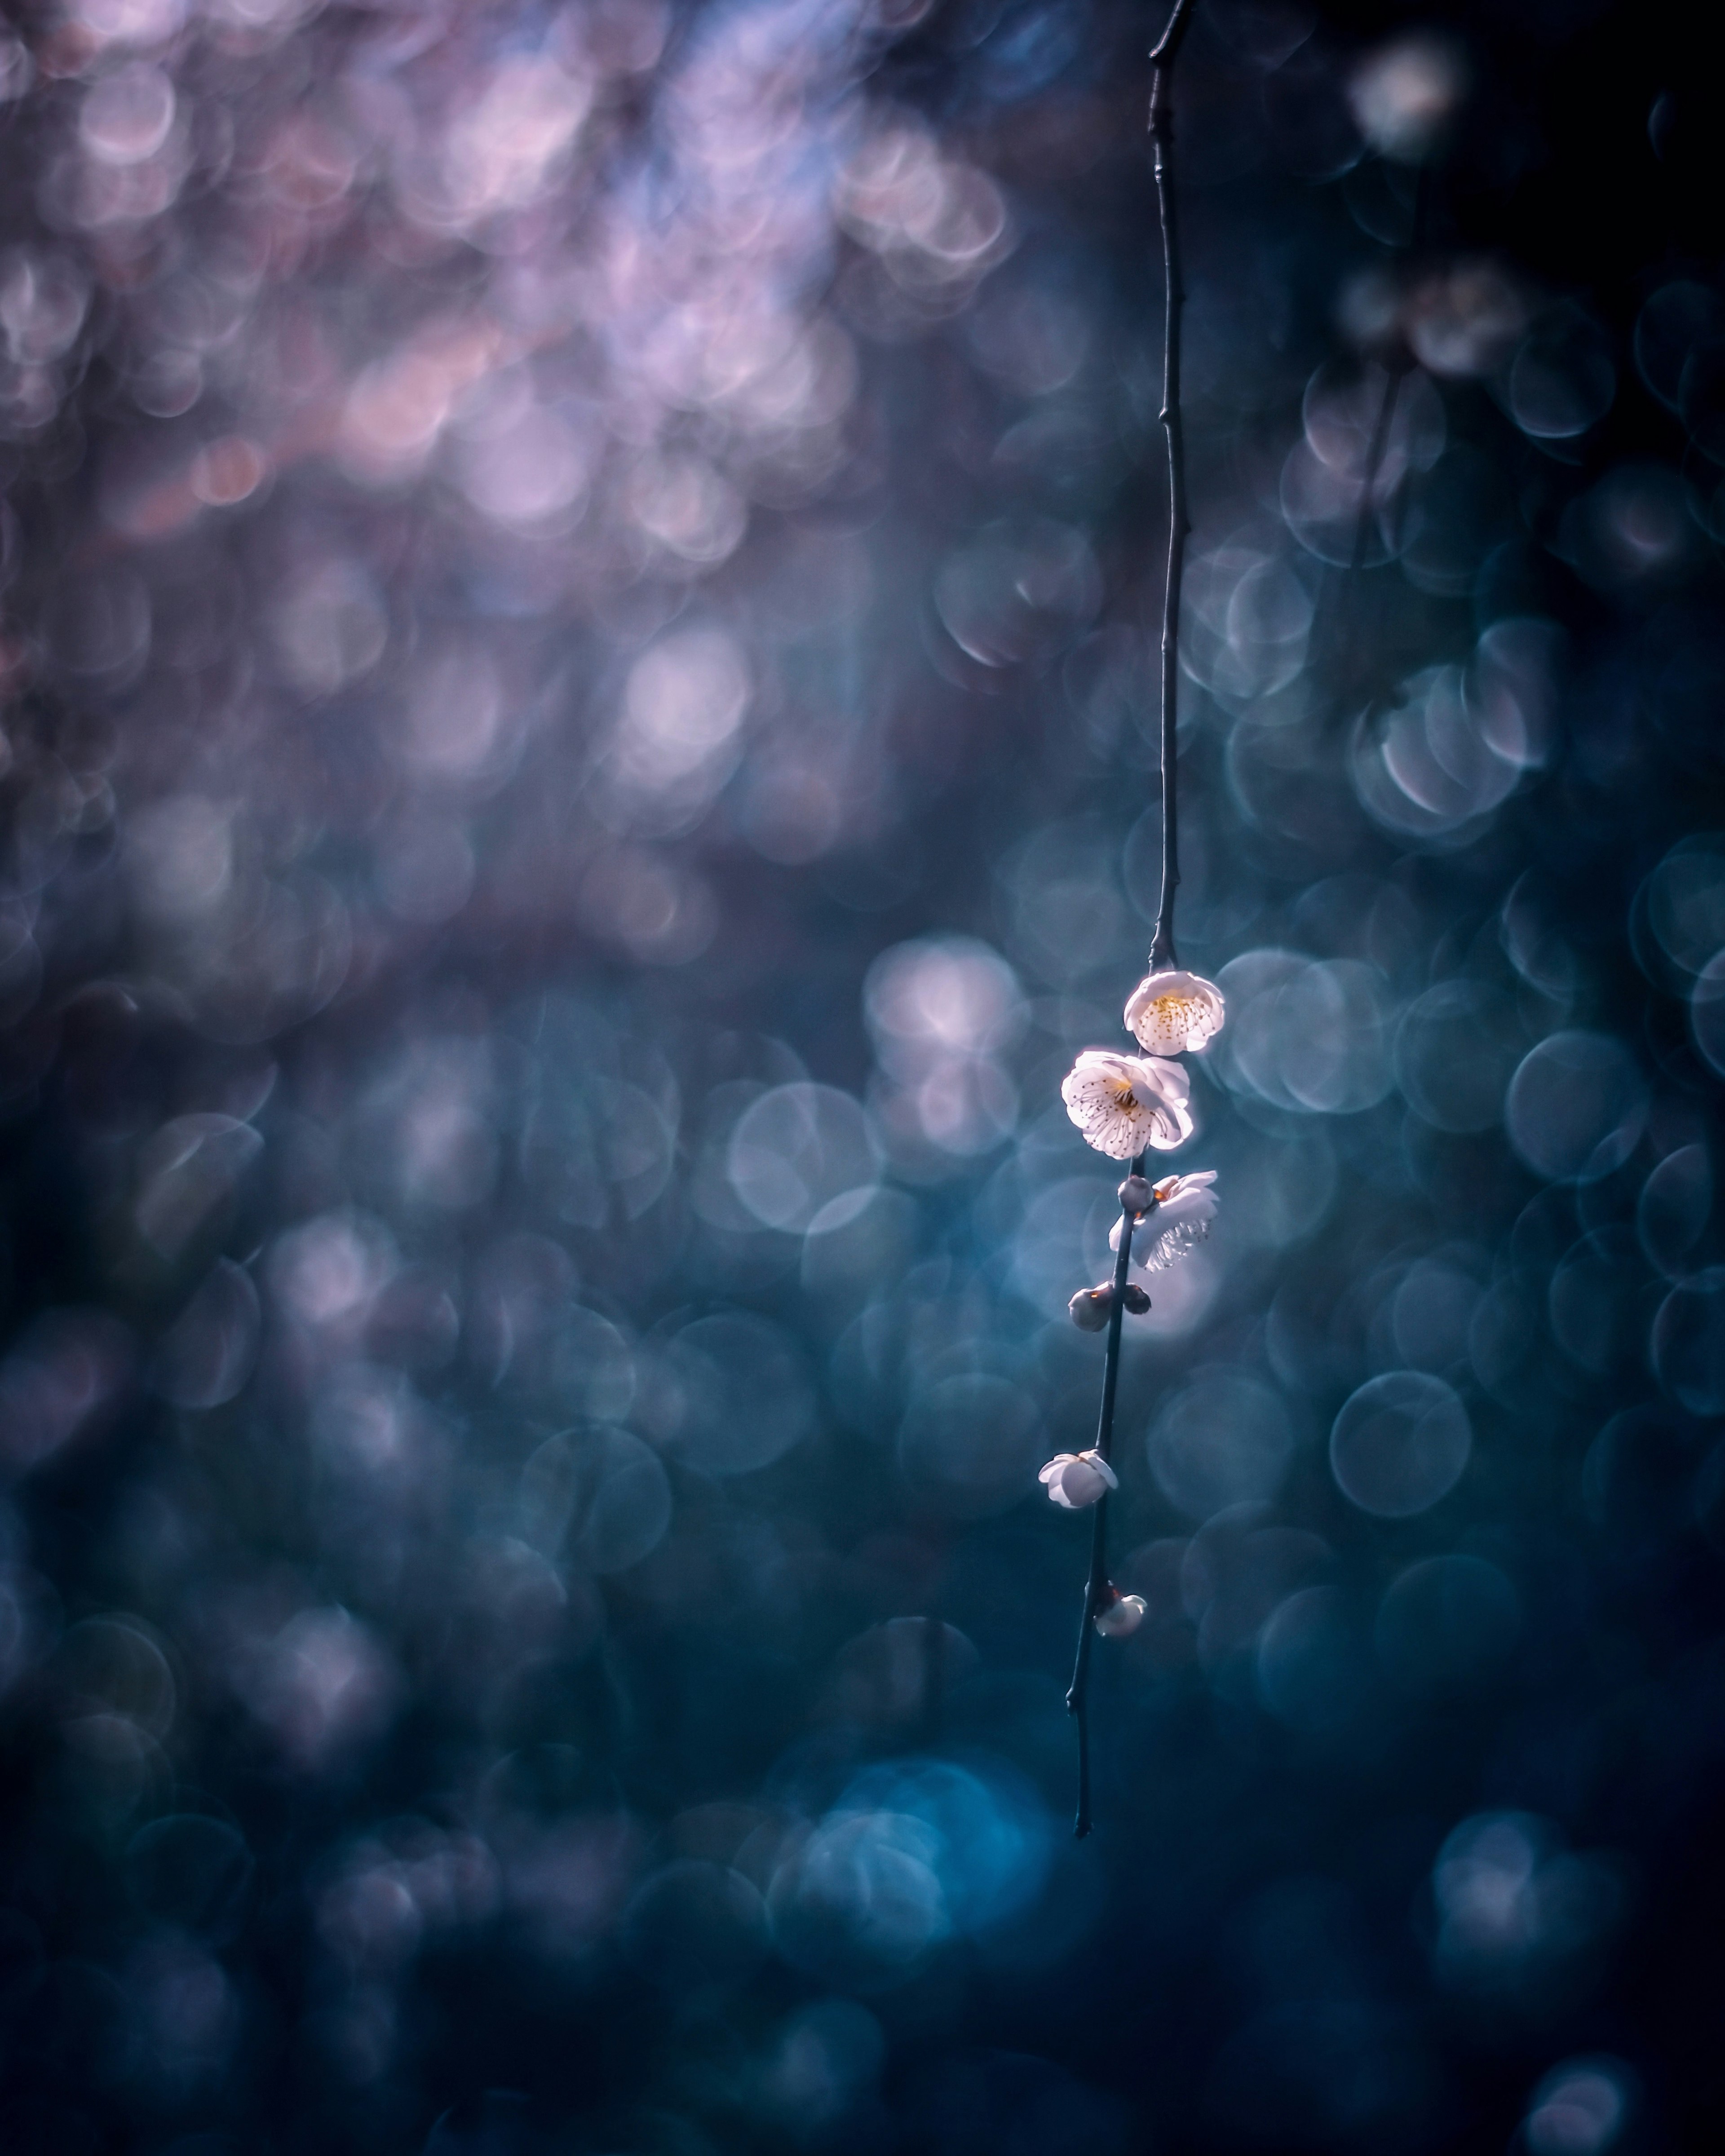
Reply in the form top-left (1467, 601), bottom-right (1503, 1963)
top-left (1124, 970), bottom-right (1227, 1056)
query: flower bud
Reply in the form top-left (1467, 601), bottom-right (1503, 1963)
top-left (1118, 1174), bottom-right (1153, 1214)
top-left (1095, 1591), bottom-right (1147, 1638)
top-left (1039, 1449), bottom-right (1118, 1508)
top-left (1068, 1285), bottom-right (1113, 1332)
top-left (1120, 1283), bottom-right (1151, 1315)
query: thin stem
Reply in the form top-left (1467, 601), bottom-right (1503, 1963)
top-left (1066, 1157), bottom-right (1154, 1839)
top-left (1146, 0), bottom-right (1199, 974)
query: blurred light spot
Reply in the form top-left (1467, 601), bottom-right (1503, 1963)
top-left (1524, 2058), bottom-right (1636, 2156)
top-left (768, 1759), bottom-right (1048, 1986)
top-left (837, 120), bottom-right (1011, 291)
top-left (625, 453), bottom-right (747, 566)
top-left (400, 647), bottom-right (510, 782)
top-left (1149, 1372), bottom-right (1295, 1520)
top-left (436, 56), bottom-right (594, 227)
top-left (578, 847), bottom-right (718, 963)
top-left (189, 435), bottom-right (267, 508)
top-left (152, 1257), bottom-right (261, 1409)
top-left (519, 1425), bottom-right (672, 1574)
top-left (134, 1113), bottom-right (262, 1259)
top-left (1652, 1269), bottom-right (1725, 1416)
top-left (755, 1999), bottom-right (885, 2134)
top-left (1347, 33), bottom-right (1468, 162)
top-left (456, 404), bottom-right (594, 530)
top-left (1375, 1554), bottom-right (1518, 1690)
top-left (1353, 642), bottom-right (1548, 839)
top-left (1689, 949), bottom-right (1725, 1078)
top-left (1256, 1586), bottom-right (1366, 1730)
top-left (1638, 1144), bottom-right (1712, 1277)
top-left (1391, 1260), bottom-right (1482, 1372)
top-left (1183, 542), bottom-right (1317, 698)
top-left (127, 796), bottom-right (233, 922)
top-left (1505, 306), bottom-right (1615, 440)
top-left (823, 1617), bottom-right (979, 1732)
top-left (898, 1372), bottom-right (1044, 1518)
top-left (1181, 1507), bottom-right (1331, 1668)
top-left (0, 249), bottom-right (91, 367)
top-left (1636, 833), bottom-right (1725, 987)
top-left (866, 936), bottom-right (1025, 1158)
top-left (0, 1310), bottom-right (132, 1476)
top-left (1395, 980), bottom-right (1524, 1133)
top-left (641, 1312), bottom-right (814, 1476)
top-left (728, 1082), bottom-right (879, 1231)
top-left (1634, 281), bottom-right (1725, 413)
top-left (935, 519), bottom-right (1100, 667)
top-left (1505, 1032), bottom-right (1647, 1183)
top-left (248, 1606), bottom-right (401, 1772)
top-left (1432, 1812), bottom-right (1623, 2000)
top-left (44, 565), bottom-right (150, 679)
top-left (967, 278), bottom-right (1089, 395)
top-left (1405, 261), bottom-right (1528, 380)
top-left (375, 816), bottom-right (475, 925)
top-left (1563, 463), bottom-right (1694, 593)
top-left (71, 0), bottom-right (188, 42)
top-left (269, 564), bottom-right (387, 696)
top-left (604, 624), bottom-right (750, 831)
top-left (80, 66), bottom-right (177, 167)
top-left (1212, 950), bottom-right (1393, 1113)
top-left (620, 1860), bottom-right (768, 1990)
top-left (270, 1211), bottom-right (396, 1336)
top-left (53, 1615), bottom-right (176, 1736)
top-left (1330, 1370), bottom-right (1469, 1517)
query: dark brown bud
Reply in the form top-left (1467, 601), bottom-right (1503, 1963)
top-left (1068, 1285), bottom-right (1114, 1332)
top-left (1120, 1283), bottom-right (1151, 1315)
top-left (1118, 1175), bottom-right (1153, 1214)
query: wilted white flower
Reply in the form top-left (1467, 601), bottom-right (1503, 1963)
top-left (1123, 968), bottom-right (1225, 1056)
top-left (1095, 1592), bottom-right (1146, 1638)
top-left (1110, 1170), bottom-right (1218, 1271)
top-left (1061, 1051), bottom-right (1192, 1158)
top-left (1038, 1449), bottom-right (1118, 1509)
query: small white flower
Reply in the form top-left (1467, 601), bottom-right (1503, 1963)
top-left (1095, 1593), bottom-right (1147, 1638)
top-left (1123, 969), bottom-right (1226, 1056)
top-left (1038, 1449), bottom-right (1118, 1509)
top-left (1061, 1050), bottom-right (1192, 1158)
top-left (1110, 1169), bottom-right (1218, 1271)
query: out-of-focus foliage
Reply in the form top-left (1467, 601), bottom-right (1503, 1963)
top-left (2, 0), bottom-right (1724, 2149)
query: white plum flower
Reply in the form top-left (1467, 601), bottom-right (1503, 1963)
top-left (1095, 1593), bottom-right (1147, 1638)
top-left (1039, 1449), bottom-right (1118, 1509)
top-left (1061, 1051), bottom-right (1192, 1158)
top-left (1123, 969), bottom-right (1225, 1056)
top-left (1109, 1170), bottom-right (1218, 1272)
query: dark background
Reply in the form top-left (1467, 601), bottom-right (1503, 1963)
top-left (3, 0), bottom-right (1725, 2149)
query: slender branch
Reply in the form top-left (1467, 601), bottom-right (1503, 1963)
top-left (1146, 0), bottom-right (1199, 973)
top-left (1066, 1156), bottom-right (1153, 1839)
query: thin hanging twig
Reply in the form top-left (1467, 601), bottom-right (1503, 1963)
top-left (1066, 1153), bottom-right (1153, 1838)
top-left (1060, 0), bottom-right (1202, 1844)
top-left (1146, 0), bottom-right (1199, 975)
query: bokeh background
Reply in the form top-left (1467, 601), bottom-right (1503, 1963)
top-left (3, 0), bottom-right (1725, 2149)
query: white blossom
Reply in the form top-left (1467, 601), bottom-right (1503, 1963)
top-left (1038, 1449), bottom-right (1118, 1510)
top-left (1061, 1050), bottom-right (1192, 1158)
top-left (1110, 1170), bottom-right (1218, 1271)
top-left (1095, 1593), bottom-right (1147, 1638)
top-left (1123, 968), bottom-right (1225, 1056)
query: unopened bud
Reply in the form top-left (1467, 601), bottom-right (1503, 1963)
top-left (1120, 1283), bottom-right (1151, 1315)
top-left (1118, 1175), bottom-right (1153, 1214)
top-left (1068, 1285), bottom-right (1113, 1332)
top-left (1095, 1590), bottom-right (1147, 1639)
